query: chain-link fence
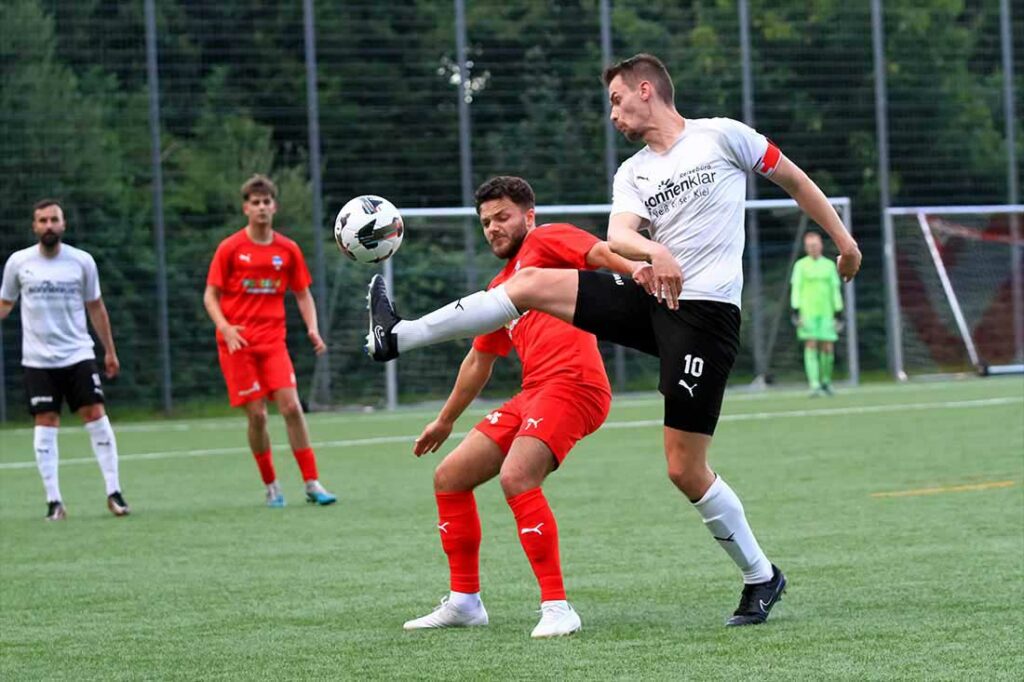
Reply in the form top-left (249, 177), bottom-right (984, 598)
top-left (1, 0), bottom-right (1020, 419)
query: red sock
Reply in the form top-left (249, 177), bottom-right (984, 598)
top-left (292, 447), bottom-right (318, 481)
top-left (507, 488), bottom-right (565, 601)
top-left (253, 450), bottom-right (276, 484)
top-left (435, 491), bottom-right (481, 593)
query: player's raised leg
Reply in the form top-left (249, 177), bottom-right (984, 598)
top-left (273, 386), bottom-right (336, 505)
top-left (366, 268), bottom-right (580, 362)
top-left (404, 429), bottom-right (501, 630)
top-left (500, 436), bottom-right (581, 638)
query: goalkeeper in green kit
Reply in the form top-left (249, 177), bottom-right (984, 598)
top-left (790, 231), bottom-right (844, 395)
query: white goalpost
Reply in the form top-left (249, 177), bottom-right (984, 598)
top-left (883, 204), bottom-right (1024, 379)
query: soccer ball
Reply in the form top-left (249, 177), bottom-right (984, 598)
top-left (334, 195), bottom-right (404, 264)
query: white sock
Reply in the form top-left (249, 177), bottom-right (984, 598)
top-left (34, 426), bottom-right (62, 502)
top-left (693, 476), bottom-right (773, 584)
top-left (449, 590), bottom-right (483, 610)
top-left (266, 481), bottom-right (282, 496)
top-left (395, 285), bottom-right (519, 353)
top-left (85, 416), bottom-right (121, 495)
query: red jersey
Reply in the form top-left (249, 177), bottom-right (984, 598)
top-left (206, 228), bottom-right (312, 347)
top-left (472, 223), bottom-right (611, 394)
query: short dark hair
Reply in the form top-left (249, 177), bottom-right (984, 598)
top-left (33, 198), bottom-right (62, 214)
top-left (474, 176), bottom-right (535, 212)
top-left (602, 53), bottom-right (675, 105)
top-left (241, 174), bottom-right (277, 201)
top-left (804, 230), bottom-right (823, 240)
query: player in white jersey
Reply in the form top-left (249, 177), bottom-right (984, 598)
top-left (1, 199), bottom-right (130, 521)
top-left (366, 53), bottom-right (861, 626)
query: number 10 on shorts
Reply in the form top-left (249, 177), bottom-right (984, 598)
top-left (683, 354), bottom-right (704, 377)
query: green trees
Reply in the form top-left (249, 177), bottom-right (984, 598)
top-left (1, 0), bottom-right (1018, 411)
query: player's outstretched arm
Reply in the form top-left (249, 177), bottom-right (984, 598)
top-left (413, 348), bottom-right (498, 457)
top-left (585, 241), bottom-right (647, 275)
top-left (293, 287), bottom-right (326, 355)
top-left (203, 284), bottom-right (247, 353)
top-left (769, 156), bottom-right (862, 281)
top-left (85, 298), bottom-right (119, 378)
top-left (608, 212), bottom-right (681, 308)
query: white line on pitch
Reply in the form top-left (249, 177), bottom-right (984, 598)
top-left (0, 396), bottom-right (1018, 471)
top-left (2, 376), bottom-right (1013, 436)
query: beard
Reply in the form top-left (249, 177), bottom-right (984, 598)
top-left (488, 219), bottom-right (527, 260)
top-left (490, 238), bottom-right (520, 260)
top-left (40, 231), bottom-right (61, 247)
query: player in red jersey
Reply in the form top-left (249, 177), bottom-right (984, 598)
top-left (401, 176), bottom-right (650, 638)
top-left (203, 174), bottom-right (336, 508)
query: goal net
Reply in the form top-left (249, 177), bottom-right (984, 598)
top-left (311, 198), bottom-right (858, 409)
top-left (884, 205), bottom-right (1024, 378)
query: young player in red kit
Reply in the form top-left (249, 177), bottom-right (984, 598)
top-left (399, 176), bottom-right (651, 638)
top-left (204, 174), bottom-right (336, 507)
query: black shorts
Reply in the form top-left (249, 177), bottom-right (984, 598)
top-left (573, 271), bottom-right (741, 435)
top-left (23, 359), bottom-right (106, 415)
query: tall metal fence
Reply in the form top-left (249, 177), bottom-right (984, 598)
top-left (0, 0), bottom-right (1020, 419)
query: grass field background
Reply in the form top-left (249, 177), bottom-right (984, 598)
top-left (2, 377), bottom-right (1022, 680)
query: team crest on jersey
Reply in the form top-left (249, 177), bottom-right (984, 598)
top-left (271, 255), bottom-right (284, 270)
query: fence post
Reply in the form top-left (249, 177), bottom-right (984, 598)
top-left (454, 0), bottom-right (477, 291)
top-left (999, 0), bottom-right (1023, 362)
top-left (600, 0), bottom-right (627, 390)
top-left (738, 0), bottom-right (766, 385)
top-left (843, 201), bottom-right (860, 386)
top-left (303, 0), bottom-right (331, 407)
top-left (871, 0), bottom-right (902, 380)
top-left (144, 0), bottom-right (173, 413)
top-left (0, 324), bottom-right (6, 423)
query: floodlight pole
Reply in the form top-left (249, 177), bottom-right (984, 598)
top-left (145, 0), bottom-right (174, 413)
top-left (303, 0), bottom-right (330, 406)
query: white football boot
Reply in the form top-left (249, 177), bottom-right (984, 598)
top-left (403, 596), bottom-right (489, 631)
top-left (531, 600), bottom-right (582, 638)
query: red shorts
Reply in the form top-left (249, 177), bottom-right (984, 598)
top-left (217, 342), bottom-right (297, 407)
top-left (474, 382), bottom-right (611, 464)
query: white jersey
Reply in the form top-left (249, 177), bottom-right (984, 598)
top-left (1, 243), bottom-right (101, 368)
top-left (611, 117), bottom-right (780, 307)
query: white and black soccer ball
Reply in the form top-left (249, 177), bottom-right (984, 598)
top-left (334, 195), bottom-right (404, 264)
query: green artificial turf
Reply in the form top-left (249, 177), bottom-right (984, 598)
top-left (2, 378), bottom-right (1021, 680)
